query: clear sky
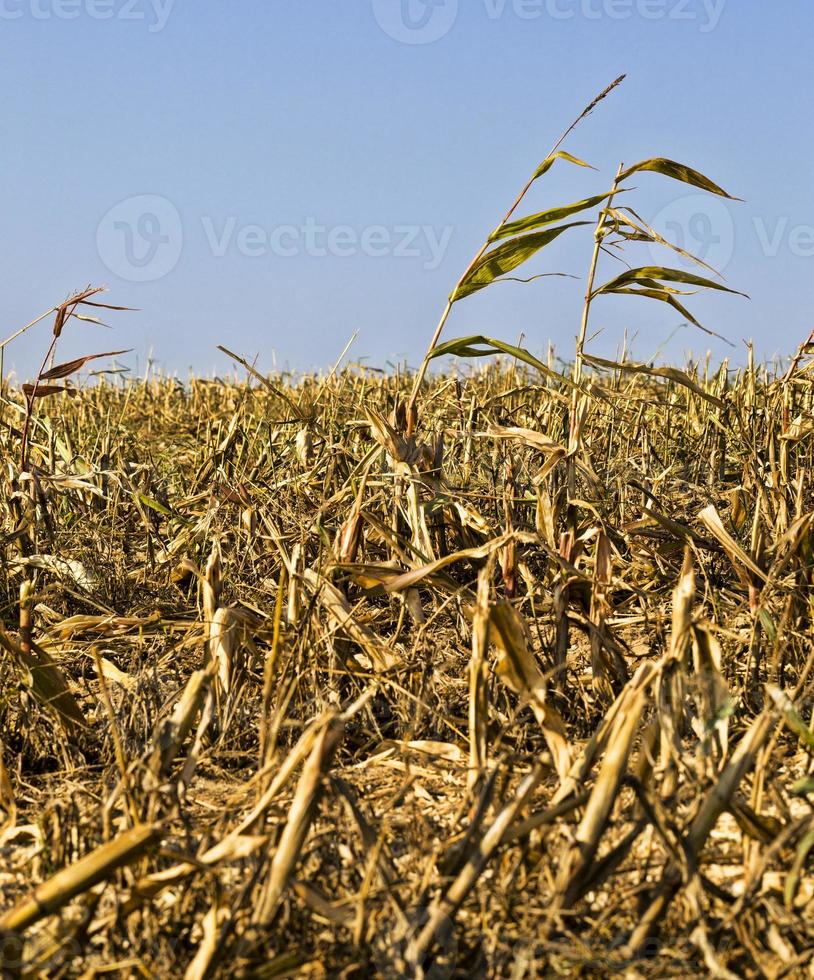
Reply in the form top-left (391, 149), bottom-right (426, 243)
top-left (1, 2), bottom-right (810, 378)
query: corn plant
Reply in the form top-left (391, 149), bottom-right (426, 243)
top-left (14, 286), bottom-right (129, 473)
top-left (408, 75), bottom-right (745, 441)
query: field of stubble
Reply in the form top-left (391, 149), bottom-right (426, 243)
top-left (1, 353), bottom-right (814, 978)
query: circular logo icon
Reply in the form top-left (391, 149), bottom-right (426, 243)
top-left (648, 193), bottom-right (735, 276)
top-left (97, 194), bottom-right (183, 282)
top-left (372, 0), bottom-right (458, 44)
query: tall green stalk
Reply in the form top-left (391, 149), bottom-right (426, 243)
top-left (405, 75), bottom-right (627, 437)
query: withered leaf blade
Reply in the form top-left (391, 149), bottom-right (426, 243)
top-left (22, 383), bottom-right (77, 398)
top-left (40, 349), bottom-right (132, 381)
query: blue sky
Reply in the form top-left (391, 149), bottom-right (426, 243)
top-left (1, 2), bottom-right (810, 378)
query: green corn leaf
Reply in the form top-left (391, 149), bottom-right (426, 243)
top-left (785, 829), bottom-right (814, 909)
top-left (602, 285), bottom-right (701, 317)
top-left (605, 206), bottom-right (724, 278)
top-left (609, 279), bottom-right (698, 296)
top-left (489, 192), bottom-right (612, 243)
top-left (768, 685), bottom-right (814, 752)
top-left (428, 334), bottom-right (572, 387)
top-left (618, 157), bottom-right (739, 199)
top-left (452, 222), bottom-right (590, 302)
top-left (428, 336), bottom-right (503, 359)
top-left (532, 150), bottom-right (594, 181)
top-left (593, 266), bottom-right (748, 298)
top-left (758, 608), bottom-right (778, 643)
top-left (135, 492), bottom-right (176, 518)
top-left (591, 278), bottom-right (735, 344)
top-left (583, 354), bottom-right (726, 408)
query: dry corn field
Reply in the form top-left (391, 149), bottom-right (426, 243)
top-left (2, 76), bottom-right (814, 978)
top-left (2, 345), bottom-right (814, 978)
